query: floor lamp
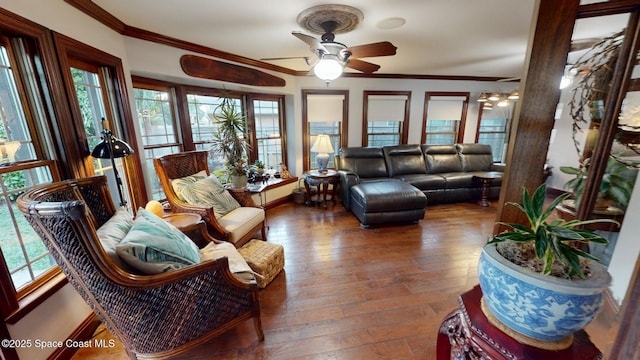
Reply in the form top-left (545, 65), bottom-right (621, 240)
top-left (91, 121), bottom-right (134, 207)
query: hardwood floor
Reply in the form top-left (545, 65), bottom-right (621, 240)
top-left (71, 200), bottom-right (617, 359)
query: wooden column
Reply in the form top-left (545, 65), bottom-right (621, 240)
top-left (494, 0), bottom-right (579, 233)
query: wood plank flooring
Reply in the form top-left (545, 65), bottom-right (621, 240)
top-left (71, 200), bottom-right (617, 359)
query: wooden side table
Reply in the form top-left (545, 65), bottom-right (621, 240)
top-left (304, 170), bottom-right (339, 209)
top-left (436, 285), bottom-right (602, 360)
top-left (472, 171), bottom-right (502, 207)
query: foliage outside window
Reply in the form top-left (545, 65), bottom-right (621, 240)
top-left (133, 86), bottom-right (181, 200)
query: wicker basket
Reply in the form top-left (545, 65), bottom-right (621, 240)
top-left (238, 240), bottom-right (284, 288)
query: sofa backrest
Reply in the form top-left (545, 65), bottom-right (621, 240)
top-left (383, 144), bottom-right (426, 177)
top-left (337, 147), bottom-right (388, 178)
top-left (456, 143), bottom-right (494, 172)
top-left (421, 145), bottom-right (463, 174)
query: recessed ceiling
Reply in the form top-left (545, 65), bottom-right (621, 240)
top-left (91, 0), bottom-right (627, 79)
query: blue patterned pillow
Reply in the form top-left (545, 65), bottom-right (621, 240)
top-left (116, 208), bottom-right (200, 274)
top-left (171, 170), bottom-right (208, 201)
top-left (96, 208), bottom-right (134, 270)
top-left (178, 175), bottom-right (241, 217)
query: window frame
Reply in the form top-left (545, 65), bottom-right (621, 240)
top-left (362, 90), bottom-right (411, 146)
top-left (0, 8), bottom-right (72, 326)
top-left (302, 89), bottom-right (349, 172)
top-left (475, 102), bottom-right (513, 163)
top-left (246, 93), bottom-right (288, 170)
top-left (421, 92), bottom-right (470, 145)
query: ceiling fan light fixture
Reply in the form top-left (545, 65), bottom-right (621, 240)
top-left (314, 55), bottom-right (344, 82)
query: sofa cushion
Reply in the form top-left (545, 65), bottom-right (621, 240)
top-left (218, 206), bottom-right (265, 246)
top-left (171, 170), bottom-right (208, 201)
top-left (96, 208), bottom-right (134, 270)
top-left (176, 174), bottom-right (241, 217)
top-left (396, 174), bottom-right (446, 190)
top-left (422, 145), bottom-right (463, 174)
top-left (383, 144), bottom-right (426, 177)
top-left (440, 172), bottom-right (475, 188)
top-left (116, 209), bottom-right (200, 274)
top-left (456, 143), bottom-right (494, 172)
top-left (338, 147), bottom-right (388, 178)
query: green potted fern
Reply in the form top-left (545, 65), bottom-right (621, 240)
top-left (478, 184), bottom-right (616, 349)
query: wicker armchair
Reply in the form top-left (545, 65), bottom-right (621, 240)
top-left (153, 150), bottom-right (266, 248)
top-left (17, 176), bottom-right (264, 360)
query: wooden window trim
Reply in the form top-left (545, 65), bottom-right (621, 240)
top-left (362, 90), bottom-right (411, 146)
top-left (301, 89), bottom-right (349, 171)
top-left (421, 91), bottom-right (470, 144)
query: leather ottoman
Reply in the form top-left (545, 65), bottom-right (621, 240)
top-left (238, 239), bottom-right (284, 288)
top-left (349, 180), bottom-right (427, 227)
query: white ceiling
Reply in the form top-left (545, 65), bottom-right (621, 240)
top-left (92, 0), bottom-right (627, 79)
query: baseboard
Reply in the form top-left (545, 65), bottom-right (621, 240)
top-left (47, 313), bottom-right (101, 360)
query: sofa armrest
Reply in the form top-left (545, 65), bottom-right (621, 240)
top-left (490, 163), bottom-right (506, 172)
top-left (337, 170), bottom-right (360, 209)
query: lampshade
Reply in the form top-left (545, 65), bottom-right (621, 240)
top-left (483, 102), bottom-right (494, 110)
top-left (313, 55), bottom-right (343, 82)
top-left (310, 134), bottom-right (334, 154)
top-left (507, 89), bottom-right (520, 100)
top-left (0, 140), bottom-right (21, 163)
top-left (477, 93), bottom-right (489, 102)
top-left (91, 135), bottom-right (134, 159)
top-left (488, 92), bottom-right (501, 101)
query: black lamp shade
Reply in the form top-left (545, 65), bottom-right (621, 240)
top-left (91, 136), bottom-right (134, 159)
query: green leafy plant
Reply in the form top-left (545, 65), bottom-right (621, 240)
top-left (560, 156), bottom-right (635, 209)
top-left (210, 96), bottom-right (251, 176)
top-left (488, 184), bottom-right (617, 278)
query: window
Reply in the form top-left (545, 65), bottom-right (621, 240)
top-left (422, 92), bottom-right (469, 145)
top-left (363, 91), bottom-right (410, 146)
top-left (133, 82), bottom-right (181, 200)
top-left (0, 21), bottom-right (66, 325)
top-left (302, 90), bottom-right (348, 171)
top-left (249, 95), bottom-right (286, 171)
top-left (476, 102), bottom-right (512, 163)
top-left (185, 91), bottom-right (245, 171)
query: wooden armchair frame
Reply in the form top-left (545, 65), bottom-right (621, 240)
top-left (17, 176), bottom-right (263, 359)
top-left (153, 150), bottom-right (266, 248)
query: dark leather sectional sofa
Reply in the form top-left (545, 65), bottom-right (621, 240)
top-left (335, 143), bottom-right (504, 215)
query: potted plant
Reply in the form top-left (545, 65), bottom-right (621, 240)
top-left (210, 95), bottom-right (251, 188)
top-left (560, 156), bottom-right (635, 210)
top-left (478, 184), bottom-right (616, 349)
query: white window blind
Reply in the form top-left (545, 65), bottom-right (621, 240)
top-left (307, 94), bottom-right (344, 122)
top-left (368, 95), bottom-right (408, 122)
top-left (427, 96), bottom-right (466, 120)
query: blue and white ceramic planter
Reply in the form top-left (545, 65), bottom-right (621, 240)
top-left (478, 244), bottom-right (611, 343)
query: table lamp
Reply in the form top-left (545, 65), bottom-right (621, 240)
top-left (91, 119), bottom-right (134, 207)
top-left (310, 134), bottom-right (334, 173)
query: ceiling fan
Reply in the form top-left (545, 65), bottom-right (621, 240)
top-left (288, 19), bottom-right (397, 75)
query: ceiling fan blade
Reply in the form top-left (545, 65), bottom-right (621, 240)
top-left (346, 41), bottom-right (397, 58)
top-left (346, 58), bottom-right (381, 73)
top-left (292, 31), bottom-right (327, 53)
